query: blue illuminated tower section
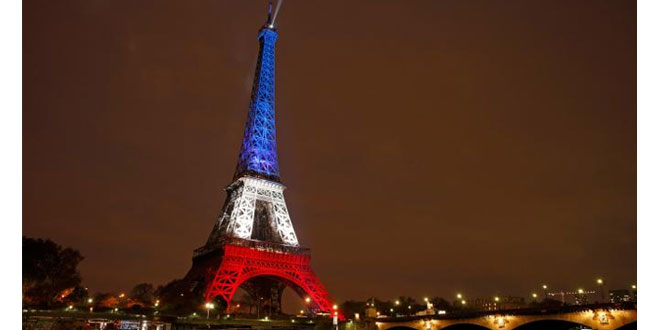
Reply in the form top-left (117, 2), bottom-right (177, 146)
top-left (234, 26), bottom-right (280, 182)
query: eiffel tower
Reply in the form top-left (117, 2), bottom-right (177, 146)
top-left (179, 3), bottom-right (337, 317)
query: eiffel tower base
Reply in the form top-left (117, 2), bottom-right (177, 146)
top-left (199, 242), bottom-right (337, 317)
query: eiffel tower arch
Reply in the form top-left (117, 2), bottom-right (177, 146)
top-left (176, 4), bottom-right (338, 317)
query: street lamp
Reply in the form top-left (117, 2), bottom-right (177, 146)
top-left (577, 288), bottom-right (584, 305)
top-left (461, 300), bottom-right (466, 305)
top-left (596, 278), bottom-right (605, 302)
top-left (456, 293), bottom-right (462, 299)
top-left (205, 302), bottom-right (214, 319)
top-left (395, 300), bottom-right (400, 305)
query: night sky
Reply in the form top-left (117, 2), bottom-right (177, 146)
top-left (23, 0), bottom-right (636, 307)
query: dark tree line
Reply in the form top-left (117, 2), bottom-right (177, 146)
top-left (22, 236), bottom-right (86, 308)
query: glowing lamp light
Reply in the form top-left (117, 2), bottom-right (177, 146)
top-left (424, 297), bottom-right (429, 302)
top-left (456, 293), bottom-right (462, 299)
top-left (305, 297), bottom-right (311, 303)
top-left (205, 302), bottom-right (215, 309)
top-left (532, 293), bottom-right (538, 298)
top-left (461, 300), bottom-right (466, 305)
top-left (87, 298), bottom-right (93, 304)
top-left (494, 296), bottom-right (500, 302)
top-left (578, 289), bottom-right (584, 294)
top-left (395, 300), bottom-right (400, 305)
top-left (632, 284), bottom-right (637, 289)
top-left (333, 304), bottom-right (338, 310)
top-left (597, 278), bottom-right (604, 284)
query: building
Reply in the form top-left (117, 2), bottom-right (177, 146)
top-left (547, 290), bottom-right (596, 305)
top-left (609, 289), bottom-right (632, 303)
top-left (467, 296), bottom-right (526, 311)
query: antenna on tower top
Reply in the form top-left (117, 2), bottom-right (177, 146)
top-left (267, 0), bottom-right (283, 29)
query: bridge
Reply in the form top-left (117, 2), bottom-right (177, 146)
top-left (372, 303), bottom-right (636, 330)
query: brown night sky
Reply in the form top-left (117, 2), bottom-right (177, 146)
top-left (23, 0), bottom-right (636, 307)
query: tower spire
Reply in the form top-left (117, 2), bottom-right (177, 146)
top-left (233, 5), bottom-right (280, 182)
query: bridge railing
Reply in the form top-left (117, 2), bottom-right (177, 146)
top-left (377, 302), bottom-right (636, 322)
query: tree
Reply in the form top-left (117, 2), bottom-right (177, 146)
top-left (22, 236), bottom-right (84, 308)
top-left (430, 297), bottom-right (453, 311)
top-left (94, 293), bottom-right (120, 309)
top-left (129, 283), bottom-right (155, 305)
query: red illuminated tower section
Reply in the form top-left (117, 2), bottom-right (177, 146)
top-left (181, 4), bottom-right (338, 317)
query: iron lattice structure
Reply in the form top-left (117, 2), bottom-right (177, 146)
top-left (234, 27), bottom-right (280, 182)
top-left (205, 244), bottom-right (335, 314)
top-left (179, 8), bottom-right (338, 318)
